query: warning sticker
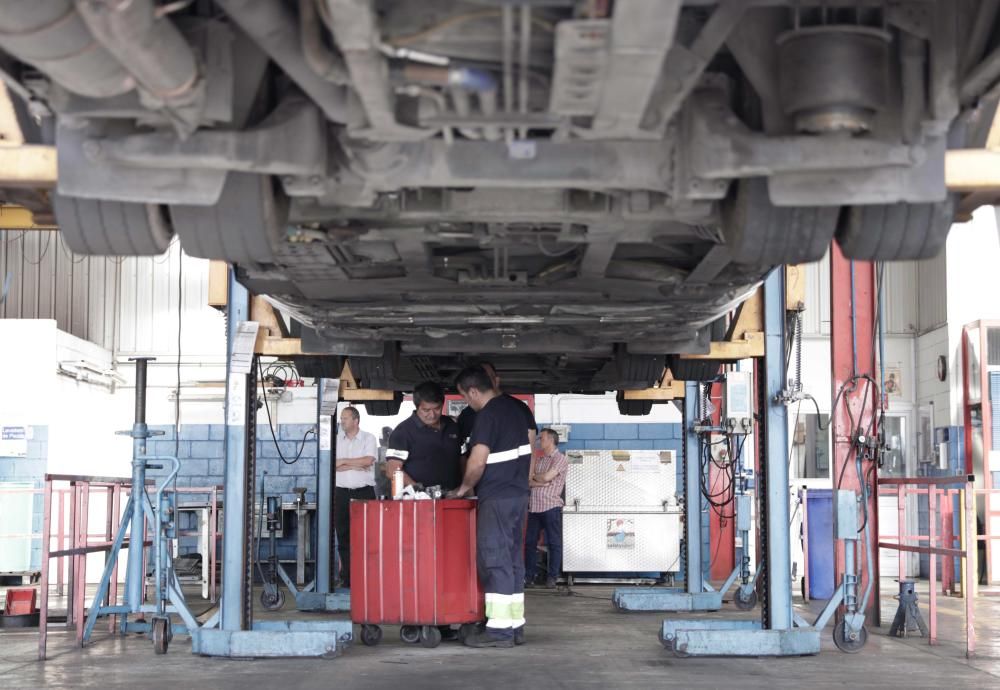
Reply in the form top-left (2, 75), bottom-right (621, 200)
top-left (606, 518), bottom-right (635, 549)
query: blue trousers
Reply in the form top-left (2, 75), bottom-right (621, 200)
top-left (524, 507), bottom-right (563, 582)
top-left (477, 495), bottom-right (528, 638)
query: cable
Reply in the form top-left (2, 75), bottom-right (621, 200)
top-left (22, 231), bottom-right (52, 265)
top-left (257, 357), bottom-right (316, 464)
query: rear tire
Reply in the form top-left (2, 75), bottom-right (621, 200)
top-left (170, 172), bottom-right (287, 263)
top-left (348, 348), bottom-right (399, 390)
top-left (364, 393), bottom-right (403, 416)
top-left (721, 178), bottom-right (839, 266)
top-left (667, 356), bottom-right (721, 382)
top-left (616, 392), bottom-right (653, 416)
top-left (836, 198), bottom-right (954, 261)
top-left (53, 195), bottom-right (173, 255)
top-left (289, 356), bottom-right (344, 380)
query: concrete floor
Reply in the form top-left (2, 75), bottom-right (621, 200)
top-left (2, 579), bottom-right (999, 689)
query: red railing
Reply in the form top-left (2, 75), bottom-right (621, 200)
top-left (33, 474), bottom-right (221, 660)
top-left (877, 476), bottom-right (976, 658)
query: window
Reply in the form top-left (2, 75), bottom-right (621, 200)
top-left (793, 413), bottom-right (829, 479)
top-left (880, 416), bottom-right (908, 477)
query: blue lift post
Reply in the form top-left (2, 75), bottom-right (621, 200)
top-left (660, 267), bottom-right (866, 657)
top-left (613, 382), bottom-right (730, 612)
top-left (292, 378), bottom-right (350, 612)
top-left (192, 268), bottom-right (352, 657)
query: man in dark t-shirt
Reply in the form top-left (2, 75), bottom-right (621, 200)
top-left (385, 381), bottom-right (462, 491)
top-left (450, 366), bottom-right (531, 649)
top-left (456, 361), bottom-right (536, 454)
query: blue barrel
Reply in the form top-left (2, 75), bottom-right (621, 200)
top-left (805, 489), bottom-right (835, 600)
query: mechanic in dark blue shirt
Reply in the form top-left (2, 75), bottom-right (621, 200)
top-left (456, 361), bottom-right (536, 455)
top-left (450, 366), bottom-right (531, 649)
top-left (384, 381), bottom-right (463, 491)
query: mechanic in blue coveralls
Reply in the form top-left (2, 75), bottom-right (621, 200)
top-left (449, 365), bottom-right (532, 649)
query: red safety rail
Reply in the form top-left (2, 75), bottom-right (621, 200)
top-left (877, 476), bottom-right (976, 658)
top-left (962, 321), bottom-right (1000, 584)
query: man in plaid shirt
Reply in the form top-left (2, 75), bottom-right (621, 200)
top-left (525, 428), bottom-right (569, 588)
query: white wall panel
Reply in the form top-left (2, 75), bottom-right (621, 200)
top-left (883, 261), bottom-right (917, 334)
top-left (115, 241), bottom-right (226, 361)
top-left (802, 253), bottom-right (830, 336)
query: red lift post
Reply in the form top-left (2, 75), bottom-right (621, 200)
top-left (829, 245), bottom-right (881, 626)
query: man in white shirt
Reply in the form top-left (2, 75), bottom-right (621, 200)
top-left (334, 405), bottom-right (377, 588)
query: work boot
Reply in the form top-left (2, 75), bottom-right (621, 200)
top-left (524, 580), bottom-right (537, 589)
top-left (463, 629), bottom-right (515, 649)
top-left (513, 626), bottom-right (525, 646)
top-left (545, 578), bottom-right (557, 589)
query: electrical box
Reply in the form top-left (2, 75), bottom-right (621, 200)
top-left (724, 371), bottom-right (753, 433)
top-left (736, 494), bottom-right (752, 533)
top-left (833, 489), bottom-right (858, 541)
top-left (549, 423), bottom-right (571, 442)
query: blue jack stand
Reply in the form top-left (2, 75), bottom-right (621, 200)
top-left (80, 357), bottom-right (200, 654)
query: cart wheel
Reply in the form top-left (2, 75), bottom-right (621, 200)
top-left (832, 620), bottom-right (868, 653)
top-left (420, 625), bottom-right (442, 649)
top-left (260, 588), bottom-right (285, 611)
top-left (734, 588), bottom-right (758, 611)
top-left (400, 625), bottom-right (421, 644)
top-left (360, 624), bottom-right (383, 647)
top-left (152, 618), bottom-right (170, 655)
top-left (657, 628), bottom-right (673, 651)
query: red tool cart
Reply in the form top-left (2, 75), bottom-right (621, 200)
top-left (350, 498), bottom-right (484, 648)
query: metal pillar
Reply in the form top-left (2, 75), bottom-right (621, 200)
top-left (829, 245), bottom-right (880, 626)
top-left (220, 273), bottom-right (251, 632)
top-left (293, 378), bottom-right (349, 612)
top-left (316, 379), bottom-right (333, 593)
top-left (684, 382), bottom-right (704, 594)
top-left (196, 269), bottom-right (352, 655)
top-left (124, 358), bottom-right (152, 613)
top-left (763, 266), bottom-right (792, 631)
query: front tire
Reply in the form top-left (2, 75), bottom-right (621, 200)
top-left (53, 196), bottom-right (173, 255)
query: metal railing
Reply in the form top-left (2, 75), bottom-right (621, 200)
top-left (34, 474), bottom-right (221, 659)
top-left (877, 476), bottom-right (976, 657)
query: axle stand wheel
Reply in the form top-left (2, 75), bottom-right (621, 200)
top-left (360, 624), bottom-right (383, 646)
top-left (152, 617), bottom-right (170, 655)
top-left (400, 625), bottom-right (421, 644)
top-left (260, 588), bottom-right (285, 611)
top-left (734, 588), bottom-right (758, 611)
top-left (832, 620), bottom-right (868, 653)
